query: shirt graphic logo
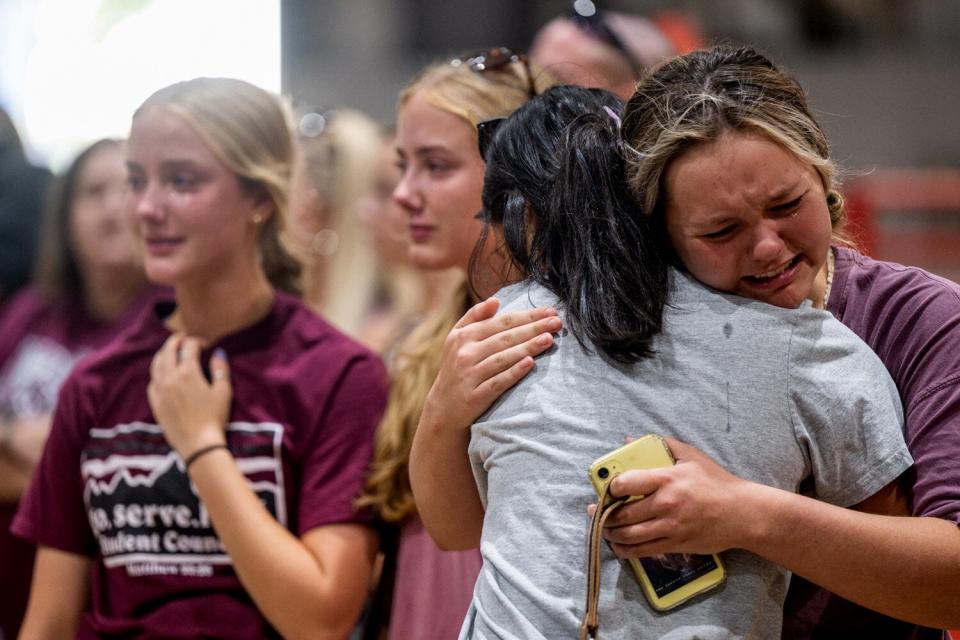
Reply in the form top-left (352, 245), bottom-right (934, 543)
top-left (81, 421), bottom-right (286, 577)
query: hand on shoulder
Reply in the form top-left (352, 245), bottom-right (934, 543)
top-left (420, 297), bottom-right (562, 432)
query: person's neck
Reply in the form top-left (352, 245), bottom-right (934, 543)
top-left (82, 266), bottom-right (149, 322)
top-left (421, 267), bottom-right (462, 311)
top-left (470, 246), bottom-right (523, 302)
top-left (168, 267), bottom-right (276, 342)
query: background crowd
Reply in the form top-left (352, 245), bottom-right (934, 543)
top-left (0, 1), bottom-right (958, 639)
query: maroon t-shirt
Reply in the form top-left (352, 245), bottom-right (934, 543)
top-left (388, 515), bottom-right (482, 640)
top-left (12, 291), bottom-right (388, 639)
top-left (0, 286), bottom-right (156, 640)
top-left (783, 247), bottom-right (960, 639)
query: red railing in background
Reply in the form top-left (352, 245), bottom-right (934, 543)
top-left (843, 169), bottom-right (960, 283)
top-left (848, 171), bottom-right (960, 638)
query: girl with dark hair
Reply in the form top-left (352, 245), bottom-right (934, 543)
top-left (410, 85), bottom-right (909, 638)
top-left (475, 87), bottom-right (666, 363)
top-left (0, 138), bottom-right (152, 639)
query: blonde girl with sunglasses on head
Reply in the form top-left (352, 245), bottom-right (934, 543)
top-left (356, 48), bottom-right (557, 639)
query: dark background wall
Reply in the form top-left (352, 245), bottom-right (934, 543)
top-left (281, 0), bottom-right (960, 171)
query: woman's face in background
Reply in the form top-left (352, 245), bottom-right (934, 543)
top-left (663, 129), bottom-right (833, 309)
top-left (287, 143), bottom-right (329, 257)
top-left (393, 92), bottom-right (486, 271)
top-left (357, 135), bottom-right (411, 268)
top-left (69, 143), bottom-right (141, 277)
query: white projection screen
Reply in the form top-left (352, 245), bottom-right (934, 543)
top-left (0, 0), bottom-right (281, 169)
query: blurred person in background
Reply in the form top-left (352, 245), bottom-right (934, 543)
top-left (529, 0), bottom-right (702, 100)
top-left (289, 108), bottom-right (384, 339)
top-left (0, 138), bottom-right (153, 639)
top-left (13, 78), bottom-right (386, 639)
top-left (354, 48), bottom-right (556, 639)
top-left (0, 107), bottom-right (52, 305)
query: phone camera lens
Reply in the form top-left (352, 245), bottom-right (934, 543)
top-left (598, 467), bottom-right (609, 479)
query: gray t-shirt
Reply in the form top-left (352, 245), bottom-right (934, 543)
top-left (462, 271), bottom-right (912, 640)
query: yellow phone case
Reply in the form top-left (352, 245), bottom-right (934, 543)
top-left (588, 434), bottom-right (726, 611)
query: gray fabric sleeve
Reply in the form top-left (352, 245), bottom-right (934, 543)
top-left (788, 311), bottom-right (912, 507)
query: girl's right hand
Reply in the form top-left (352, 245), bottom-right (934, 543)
top-left (601, 438), bottom-right (757, 556)
top-left (420, 297), bottom-right (562, 432)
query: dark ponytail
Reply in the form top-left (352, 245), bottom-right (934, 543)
top-left (475, 85), bottom-right (668, 364)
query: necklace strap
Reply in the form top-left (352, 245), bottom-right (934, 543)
top-left (823, 247), bottom-right (836, 308)
top-left (579, 481), bottom-right (629, 640)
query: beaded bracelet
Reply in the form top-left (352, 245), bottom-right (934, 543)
top-left (184, 443), bottom-right (230, 471)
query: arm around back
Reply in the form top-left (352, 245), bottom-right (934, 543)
top-left (409, 298), bottom-right (561, 550)
top-left (605, 307), bottom-right (960, 628)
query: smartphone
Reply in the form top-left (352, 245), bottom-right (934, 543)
top-left (587, 434), bottom-right (726, 611)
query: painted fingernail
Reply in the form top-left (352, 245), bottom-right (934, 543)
top-left (214, 347), bottom-right (227, 362)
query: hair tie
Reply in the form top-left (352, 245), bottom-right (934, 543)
top-left (603, 105), bottom-right (622, 129)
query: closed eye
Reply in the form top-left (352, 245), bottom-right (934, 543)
top-left (702, 225), bottom-right (736, 240)
top-left (426, 159), bottom-right (451, 173)
top-left (769, 195), bottom-right (802, 214)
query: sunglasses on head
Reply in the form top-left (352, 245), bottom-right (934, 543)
top-left (476, 116), bottom-right (506, 160)
top-left (474, 117), bottom-right (504, 222)
top-left (450, 46), bottom-right (538, 100)
top-left (568, 1), bottom-right (644, 78)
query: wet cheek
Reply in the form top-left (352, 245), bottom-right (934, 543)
top-left (689, 245), bottom-right (738, 287)
top-left (675, 240), bottom-right (707, 272)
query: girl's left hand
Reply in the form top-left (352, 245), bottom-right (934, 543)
top-left (148, 334), bottom-right (232, 459)
top-left (599, 437), bottom-right (757, 557)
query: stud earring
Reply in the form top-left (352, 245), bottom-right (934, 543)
top-left (252, 213), bottom-right (264, 224)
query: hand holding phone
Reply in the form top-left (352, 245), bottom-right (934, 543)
top-left (587, 435), bottom-right (726, 611)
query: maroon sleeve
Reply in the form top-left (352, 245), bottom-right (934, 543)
top-left (830, 250), bottom-right (960, 527)
top-left (904, 380), bottom-right (960, 525)
top-left (296, 352), bottom-right (388, 534)
top-left (11, 371), bottom-right (98, 555)
top-left (876, 276), bottom-right (960, 527)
